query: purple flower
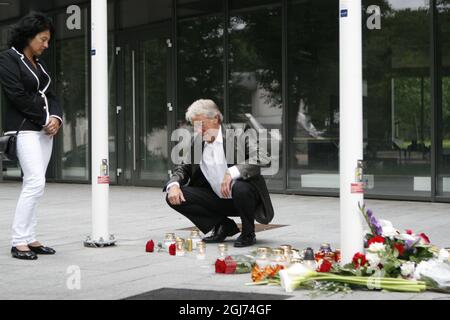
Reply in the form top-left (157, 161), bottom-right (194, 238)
top-left (405, 240), bottom-right (415, 249)
top-left (370, 216), bottom-right (383, 236)
top-left (367, 209), bottom-right (373, 219)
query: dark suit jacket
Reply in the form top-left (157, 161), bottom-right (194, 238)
top-left (164, 123), bottom-right (275, 225)
top-left (0, 48), bottom-right (62, 133)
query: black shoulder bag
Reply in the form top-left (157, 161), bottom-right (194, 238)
top-left (0, 119), bottom-right (27, 161)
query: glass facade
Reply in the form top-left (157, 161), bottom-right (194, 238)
top-left (54, 8), bottom-right (90, 181)
top-left (363, 0), bottom-right (431, 197)
top-left (228, 3), bottom-right (283, 190)
top-left (287, 0), bottom-right (339, 192)
top-left (177, 1), bottom-right (224, 126)
top-left (1, 0), bottom-right (449, 203)
top-left (438, 0), bottom-right (450, 197)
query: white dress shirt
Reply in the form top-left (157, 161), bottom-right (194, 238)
top-left (167, 127), bottom-right (241, 199)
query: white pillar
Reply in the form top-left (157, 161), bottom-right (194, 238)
top-left (85, 0), bottom-right (115, 247)
top-left (339, 0), bottom-right (364, 264)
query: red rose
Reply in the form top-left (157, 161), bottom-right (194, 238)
top-left (368, 236), bottom-right (385, 246)
top-left (224, 256), bottom-right (237, 274)
top-left (419, 233), bottom-right (430, 244)
top-left (215, 259), bottom-right (226, 273)
top-left (318, 259), bottom-right (333, 273)
top-left (145, 240), bottom-right (154, 253)
top-left (406, 229), bottom-right (413, 235)
top-left (169, 244), bottom-right (176, 256)
top-left (352, 253), bottom-right (367, 268)
top-left (394, 243), bottom-right (405, 256)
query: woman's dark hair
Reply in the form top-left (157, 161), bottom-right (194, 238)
top-left (8, 12), bottom-right (54, 52)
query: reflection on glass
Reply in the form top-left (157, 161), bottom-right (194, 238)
top-left (55, 9), bottom-right (89, 181)
top-left (363, 0), bottom-right (430, 196)
top-left (287, 0), bottom-right (339, 191)
top-left (118, 0), bottom-right (171, 29)
top-left (121, 36), bottom-right (170, 185)
top-left (438, 1), bottom-right (450, 196)
top-left (108, 34), bottom-right (117, 184)
top-left (229, 6), bottom-right (283, 190)
top-left (139, 38), bottom-right (169, 181)
top-left (178, 15), bottom-right (224, 126)
top-left (177, 0), bottom-right (223, 18)
top-left (1, 24), bottom-right (21, 178)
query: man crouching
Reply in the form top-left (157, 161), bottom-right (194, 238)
top-left (165, 99), bottom-right (274, 248)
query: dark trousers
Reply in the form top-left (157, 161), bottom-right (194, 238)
top-left (166, 180), bottom-right (261, 236)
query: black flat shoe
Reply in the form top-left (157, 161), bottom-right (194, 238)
top-left (203, 221), bottom-right (240, 243)
top-left (234, 233), bottom-right (256, 248)
top-left (29, 246), bottom-right (56, 255)
top-left (11, 247), bottom-right (38, 260)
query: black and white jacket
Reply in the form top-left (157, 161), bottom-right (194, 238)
top-left (0, 47), bottom-right (62, 135)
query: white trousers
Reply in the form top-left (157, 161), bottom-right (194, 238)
top-left (12, 131), bottom-right (53, 247)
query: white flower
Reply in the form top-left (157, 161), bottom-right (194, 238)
top-left (438, 249), bottom-right (450, 263)
top-left (286, 263), bottom-right (315, 277)
top-left (279, 270), bottom-right (295, 293)
top-left (366, 252), bottom-right (381, 267)
top-left (368, 242), bottom-right (386, 253)
top-left (279, 264), bottom-right (315, 293)
top-left (400, 262), bottom-right (416, 278)
top-left (379, 220), bottom-right (398, 238)
top-left (395, 233), bottom-right (416, 242)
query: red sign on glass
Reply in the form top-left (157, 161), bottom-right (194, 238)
top-left (97, 176), bottom-right (110, 185)
top-left (351, 183), bottom-right (365, 194)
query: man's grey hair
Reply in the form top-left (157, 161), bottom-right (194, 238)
top-left (185, 99), bottom-right (224, 124)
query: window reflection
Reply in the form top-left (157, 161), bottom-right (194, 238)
top-left (55, 9), bottom-right (89, 180)
top-left (229, 5), bottom-right (283, 190)
top-left (178, 15), bottom-right (224, 126)
top-left (363, 0), bottom-right (431, 196)
top-left (438, 0), bottom-right (450, 195)
top-left (287, 0), bottom-right (339, 191)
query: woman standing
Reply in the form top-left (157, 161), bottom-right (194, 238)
top-left (0, 12), bottom-right (63, 260)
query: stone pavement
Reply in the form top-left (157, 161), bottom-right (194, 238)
top-left (0, 182), bottom-right (449, 300)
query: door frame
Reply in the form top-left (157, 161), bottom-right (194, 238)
top-left (115, 22), bottom-right (174, 187)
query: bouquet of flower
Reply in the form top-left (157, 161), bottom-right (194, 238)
top-left (251, 264), bottom-right (285, 283)
top-left (248, 204), bottom-right (450, 294)
top-left (215, 255), bottom-right (254, 274)
top-left (351, 204), bottom-right (445, 281)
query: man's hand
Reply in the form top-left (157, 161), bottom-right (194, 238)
top-left (167, 185), bottom-right (186, 206)
top-left (44, 118), bottom-right (61, 137)
top-left (221, 172), bottom-right (233, 199)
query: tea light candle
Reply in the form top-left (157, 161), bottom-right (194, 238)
top-left (218, 243), bottom-right (228, 259)
top-left (176, 238), bottom-right (185, 257)
top-left (196, 241), bottom-right (206, 260)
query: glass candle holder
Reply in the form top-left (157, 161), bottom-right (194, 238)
top-left (176, 238), bottom-right (185, 256)
top-left (255, 247), bottom-right (271, 269)
top-left (185, 238), bottom-right (193, 252)
top-left (291, 249), bottom-right (301, 261)
top-left (335, 249), bottom-right (341, 263)
top-left (164, 233), bottom-right (176, 250)
top-left (319, 243), bottom-right (332, 254)
top-left (270, 249), bottom-right (287, 268)
top-left (190, 229), bottom-right (202, 250)
top-left (279, 245), bottom-right (293, 265)
top-left (218, 243), bottom-right (228, 260)
top-left (303, 247), bottom-right (317, 270)
top-left (196, 241), bottom-right (206, 260)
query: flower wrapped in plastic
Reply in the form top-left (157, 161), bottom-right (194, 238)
top-left (413, 257), bottom-right (450, 293)
top-left (215, 255), bottom-right (254, 274)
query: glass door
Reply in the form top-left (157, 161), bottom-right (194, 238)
top-left (116, 24), bottom-right (172, 186)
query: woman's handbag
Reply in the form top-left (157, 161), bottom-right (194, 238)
top-left (0, 119), bottom-right (27, 161)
